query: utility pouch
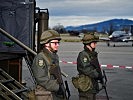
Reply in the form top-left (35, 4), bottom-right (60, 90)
top-left (35, 85), bottom-right (53, 100)
top-left (72, 74), bottom-right (93, 92)
top-left (28, 90), bottom-right (36, 100)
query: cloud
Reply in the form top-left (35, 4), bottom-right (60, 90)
top-left (36, 0), bottom-right (133, 27)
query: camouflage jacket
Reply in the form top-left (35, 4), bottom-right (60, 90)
top-left (77, 48), bottom-right (102, 93)
top-left (31, 48), bottom-right (61, 92)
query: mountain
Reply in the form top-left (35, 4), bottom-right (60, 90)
top-left (65, 19), bottom-right (133, 33)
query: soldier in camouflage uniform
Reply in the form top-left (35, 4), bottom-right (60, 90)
top-left (77, 33), bottom-right (103, 100)
top-left (32, 30), bottom-right (66, 100)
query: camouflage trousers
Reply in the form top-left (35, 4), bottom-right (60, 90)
top-left (52, 93), bottom-right (67, 100)
top-left (79, 92), bottom-right (96, 100)
top-left (28, 85), bottom-right (67, 100)
top-left (28, 85), bottom-right (53, 100)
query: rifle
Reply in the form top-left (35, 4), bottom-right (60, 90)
top-left (100, 70), bottom-right (109, 100)
top-left (89, 52), bottom-right (109, 100)
top-left (49, 63), bottom-right (71, 99)
top-left (64, 80), bottom-right (71, 99)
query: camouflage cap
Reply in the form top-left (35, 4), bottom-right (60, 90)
top-left (40, 30), bottom-right (61, 44)
top-left (82, 32), bottom-right (99, 44)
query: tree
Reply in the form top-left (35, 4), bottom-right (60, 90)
top-left (52, 23), bottom-right (66, 34)
top-left (107, 22), bottom-right (115, 35)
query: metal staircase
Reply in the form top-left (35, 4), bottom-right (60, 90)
top-left (0, 68), bottom-right (29, 100)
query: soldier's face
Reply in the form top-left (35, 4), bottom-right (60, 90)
top-left (49, 40), bottom-right (60, 51)
top-left (90, 42), bottom-right (97, 48)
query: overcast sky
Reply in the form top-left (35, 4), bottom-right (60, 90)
top-left (36, 0), bottom-right (133, 28)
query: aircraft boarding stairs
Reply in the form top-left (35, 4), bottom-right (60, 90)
top-left (0, 68), bottom-right (29, 100)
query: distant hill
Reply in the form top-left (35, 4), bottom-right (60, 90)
top-left (65, 19), bottom-right (133, 33)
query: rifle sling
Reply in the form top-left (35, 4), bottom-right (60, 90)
top-left (41, 52), bottom-right (52, 78)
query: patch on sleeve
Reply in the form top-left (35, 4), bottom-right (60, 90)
top-left (38, 59), bottom-right (44, 67)
top-left (83, 57), bottom-right (88, 63)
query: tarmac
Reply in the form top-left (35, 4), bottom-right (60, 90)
top-left (22, 42), bottom-right (133, 100)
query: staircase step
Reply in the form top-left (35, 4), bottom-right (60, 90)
top-left (0, 79), bottom-right (15, 84)
top-left (13, 88), bottom-right (28, 94)
top-left (0, 68), bottom-right (28, 99)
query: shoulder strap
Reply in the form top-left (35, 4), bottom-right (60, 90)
top-left (41, 52), bottom-right (52, 78)
top-left (41, 52), bottom-right (51, 65)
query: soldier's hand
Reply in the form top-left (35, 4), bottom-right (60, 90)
top-left (101, 82), bottom-right (106, 88)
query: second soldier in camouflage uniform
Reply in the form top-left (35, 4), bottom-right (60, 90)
top-left (32, 30), bottom-right (66, 100)
top-left (77, 33), bottom-right (103, 100)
